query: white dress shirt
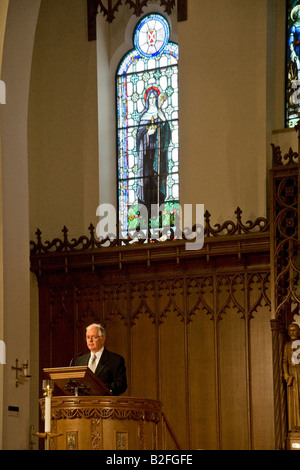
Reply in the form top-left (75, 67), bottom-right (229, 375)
top-left (88, 347), bottom-right (104, 373)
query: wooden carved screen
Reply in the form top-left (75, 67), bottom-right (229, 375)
top-left (31, 210), bottom-right (275, 450)
top-left (269, 139), bottom-right (300, 450)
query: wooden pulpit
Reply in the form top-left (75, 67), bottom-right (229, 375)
top-left (40, 367), bottom-right (163, 450)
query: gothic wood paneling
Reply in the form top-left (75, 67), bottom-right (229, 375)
top-left (31, 212), bottom-right (274, 449)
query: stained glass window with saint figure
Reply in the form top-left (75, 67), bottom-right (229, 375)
top-left (286, 1), bottom-right (300, 127)
top-left (116, 13), bottom-right (179, 241)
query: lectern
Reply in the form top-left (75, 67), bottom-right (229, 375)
top-left (40, 367), bottom-right (163, 450)
top-left (43, 366), bottom-right (111, 396)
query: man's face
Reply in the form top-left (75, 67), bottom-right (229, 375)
top-left (288, 325), bottom-right (300, 341)
top-left (86, 327), bottom-right (105, 353)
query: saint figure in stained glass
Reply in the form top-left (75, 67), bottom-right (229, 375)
top-left (136, 87), bottom-right (171, 213)
top-left (289, 5), bottom-right (300, 80)
top-left (286, 1), bottom-right (300, 127)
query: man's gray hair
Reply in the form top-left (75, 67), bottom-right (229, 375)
top-left (86, 323), bottom-right (106, 337)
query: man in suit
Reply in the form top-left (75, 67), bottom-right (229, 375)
top-left (76, 323), bottom-right (127, 396)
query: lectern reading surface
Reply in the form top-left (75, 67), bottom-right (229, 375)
top-left (43, 366), bottom-right (111, 396)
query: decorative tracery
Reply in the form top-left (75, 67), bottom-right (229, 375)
top-left (87, 0), bottom-right (185, 41)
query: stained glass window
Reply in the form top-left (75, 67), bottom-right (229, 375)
top-left (286, 1), bottom-right (300, 127)
top-left (116, 13), bottom-right (179, 241)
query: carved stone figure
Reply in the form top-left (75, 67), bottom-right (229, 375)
top-left (283, 323), bottom-right (300, 432)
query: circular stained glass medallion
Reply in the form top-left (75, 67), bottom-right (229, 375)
top-left (134, 14), bottom-right (170, 58)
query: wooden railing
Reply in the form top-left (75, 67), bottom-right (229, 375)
top-left (162, 413), bottom-right (181, 450)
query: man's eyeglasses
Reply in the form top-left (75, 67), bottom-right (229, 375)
top-left (86, 335), bottom-right (101, 341)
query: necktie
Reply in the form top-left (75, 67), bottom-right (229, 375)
top-left (90, 354), bottom-right (97, 373)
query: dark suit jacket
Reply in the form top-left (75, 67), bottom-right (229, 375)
top-left (75, 348), bottom-right (127, 396)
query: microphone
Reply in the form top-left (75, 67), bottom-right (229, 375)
top-left (69, 352), bottom-right (82, 367)
top-left (69, 357), bottom-right (74, 367)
